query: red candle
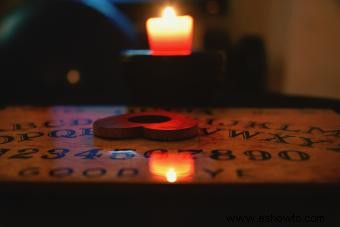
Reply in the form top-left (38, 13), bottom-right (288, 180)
top-left (146, 7), bottom-right (194, 56)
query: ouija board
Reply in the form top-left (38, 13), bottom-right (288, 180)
top-left (0, 106), bottom-right (339, 187)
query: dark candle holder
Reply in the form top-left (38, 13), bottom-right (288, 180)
top-left (120, 50), bottom-right (225, 106)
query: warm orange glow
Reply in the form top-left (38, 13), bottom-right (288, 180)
top-left (146, 6), bottom-right (194, 56)
top-left (149, 152), bottom-right (194, 183)
top-left (66, 69), bottom-right (80, 85)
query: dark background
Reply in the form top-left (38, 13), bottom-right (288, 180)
top-left (0, 0), bottom-right (339, 109)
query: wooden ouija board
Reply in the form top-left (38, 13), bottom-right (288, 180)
top-left (0, 106), bottom-right (339, 185)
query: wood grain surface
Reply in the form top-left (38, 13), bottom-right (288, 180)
top-left (0, 106), bottom-right (339, 184)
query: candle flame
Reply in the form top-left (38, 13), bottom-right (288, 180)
top-left (166, 168), bottom-right (177, 183)
top-left (162, 6), bottom-right (176, 18)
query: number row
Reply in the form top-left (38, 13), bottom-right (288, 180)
top-left (0, 148), bottom-right (310, 161)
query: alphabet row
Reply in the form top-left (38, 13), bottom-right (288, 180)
top-left (0, 128), bottom-right (93, 144)
top-left (0, 148), bottom-right (311, 161)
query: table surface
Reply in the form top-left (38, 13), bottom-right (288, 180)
top-left (0, 106), bottom-right (339, 188)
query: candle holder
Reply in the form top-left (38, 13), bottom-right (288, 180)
top-left (120, 50), bottom-right (225, 105)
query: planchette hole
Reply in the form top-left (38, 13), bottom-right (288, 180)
top-left (128, 115), bottom-right (171, 124)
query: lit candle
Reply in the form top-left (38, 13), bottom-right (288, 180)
top-left (146, 6), bottom-right (194, 56)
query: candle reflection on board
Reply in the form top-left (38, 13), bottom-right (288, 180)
top-left (149, 152), bottom-right (194, 183)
